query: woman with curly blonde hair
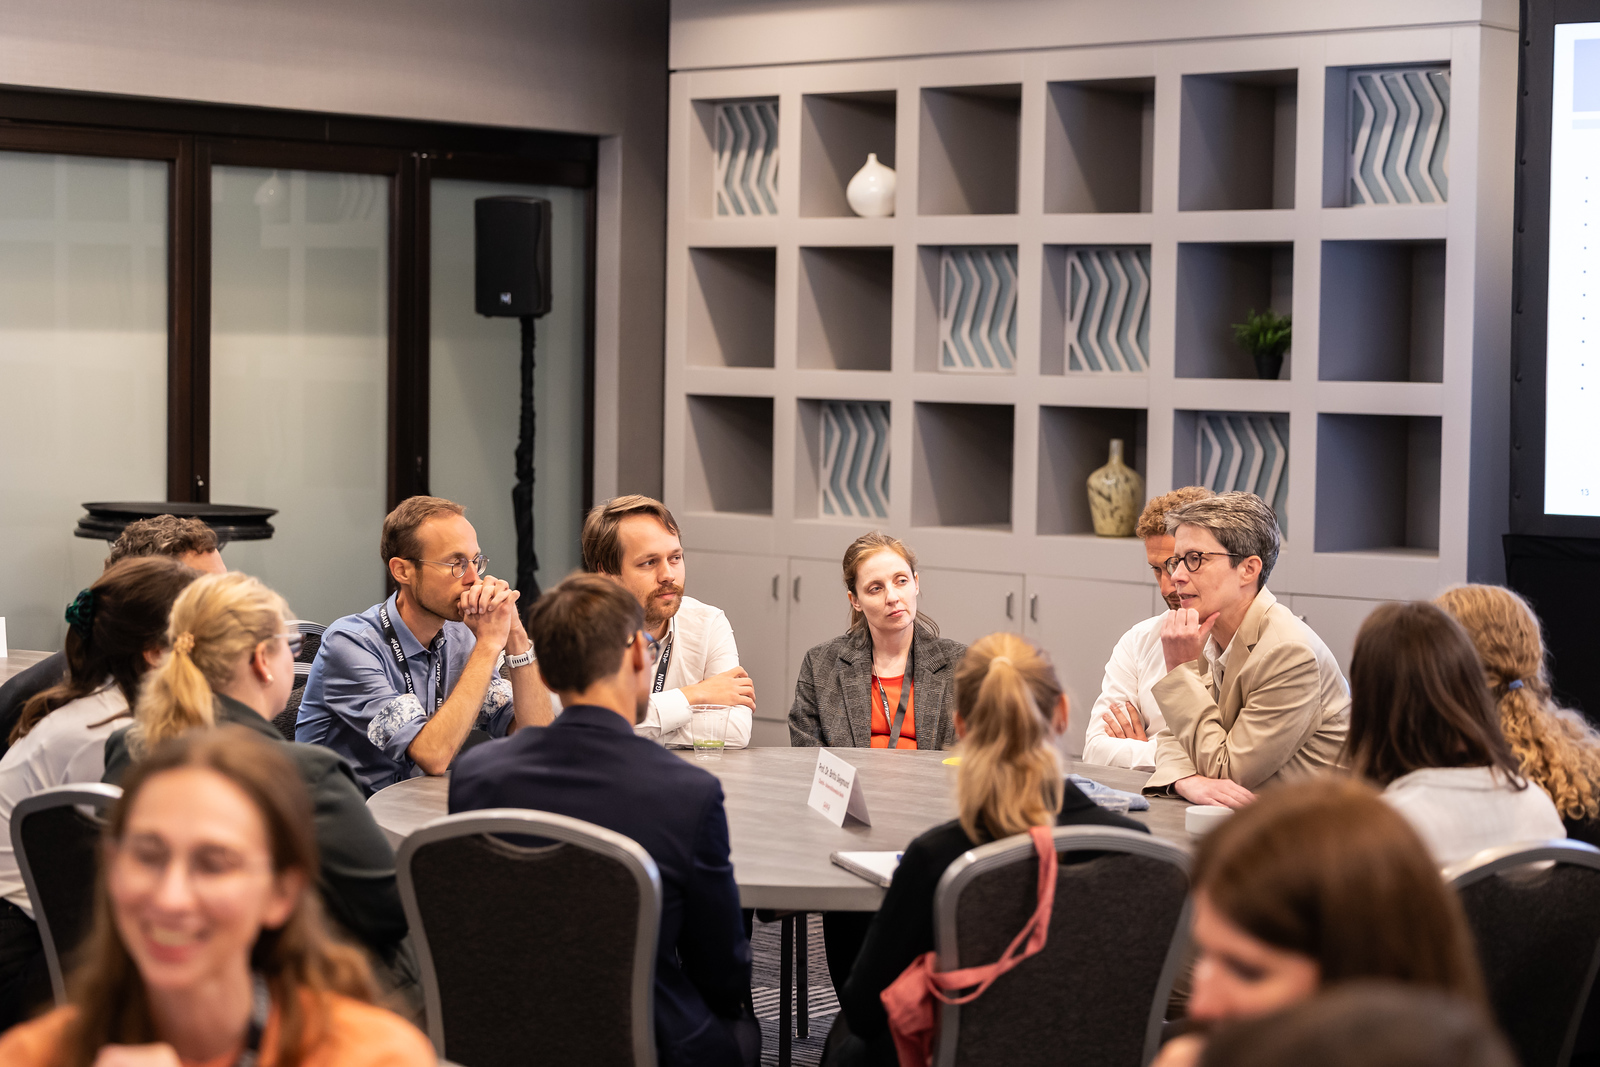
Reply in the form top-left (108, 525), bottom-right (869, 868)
top-left (1435, 584), bottom-right (1600, 843)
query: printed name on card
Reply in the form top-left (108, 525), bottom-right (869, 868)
top-left (807, 749), bottom-right (872, 827)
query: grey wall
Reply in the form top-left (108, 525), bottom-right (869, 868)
top-left (0, 0), bottom-right (669, 498)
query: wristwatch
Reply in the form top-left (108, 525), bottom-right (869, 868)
top-left (504, 647), bottom-right (537, 670)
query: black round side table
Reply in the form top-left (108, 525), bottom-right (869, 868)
top-left (75, 502), bottom-right (277, 546)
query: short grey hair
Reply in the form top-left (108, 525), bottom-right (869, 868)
top-left (1165, 491), bottom-right (1280, 589)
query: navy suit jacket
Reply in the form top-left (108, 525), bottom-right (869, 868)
top-left (449, 704), bottom-right (753, 1067)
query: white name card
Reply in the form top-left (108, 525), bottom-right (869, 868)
top-left (0, 617), bottom-right (7, 658)
top-left (807, 749), bottom-right (871, 827)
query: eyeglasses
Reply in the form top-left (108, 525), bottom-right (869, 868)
top-left (1161, 551), bottom-right (1243, 576)
top-left (627, 631), bottom-right (662, 667)
top-left (276, 632), bottom-right (304, 658)
top-left (411, 554), bottom-right (489, 579)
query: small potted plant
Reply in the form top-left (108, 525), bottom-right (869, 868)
top-left (1232, 309), bottom-right (1292, 380)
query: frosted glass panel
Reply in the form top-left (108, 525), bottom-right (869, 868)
top-left (430, 181), bottom-right (588, 588)
top-left (0, 153), bottom-right (167, 650)
top-left (210, 167), bottom-right (389, 624)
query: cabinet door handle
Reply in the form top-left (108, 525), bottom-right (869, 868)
top-left (772, 575), bottom-right (780, 600)
top-left (1030, 594), bottom-right (1039, 623)
top-left (793, 576), bottom-right (801, 602)
top-left (1005, 592), bottom-right (1014, 619)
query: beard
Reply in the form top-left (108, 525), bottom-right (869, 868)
top-left (410, 580), bottom-right (464, 623)
top-left (643, 582), bottom-right (684, 628)
top-left (1164, 590), bottom-right (1182, 611)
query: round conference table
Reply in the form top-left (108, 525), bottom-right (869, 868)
top-left (367, 746), bottom-right (1193, 912)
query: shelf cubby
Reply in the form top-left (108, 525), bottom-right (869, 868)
top-left (1315, 414), bottom-right (1440, 552)
top-left (1323, 64), bottom-right (1452, 207)
top-left (915, 244), bottom-right (1020, 373)
top-left (1173, 409), bottom-right (1291, 533)
top-left (1179, 69), bottom-right (1297, 211)
top-left (796, 398), bottom-right (892, 521)
top-left (686, 247), bottom-right (776, 368)
top-left (685, 394), bottom-right (774, 515)
top-left (798, 246), bottom-right (894, 371)
top-left (918, 84), bottom-right (1021, 215)
top-left (800, 91), bottom-right (897, 217)
top-left (1041, 244), bottom-right (1153, 374)
top-left (1044, 78), bottom-right (1155, 214)
top-left (1319, 240), bottom-right (1445, 382)
top-left (1175, 242), bottom-right (1294, 379)
top-left (1037, 406), bottom-right (1149, 535)
top-left (912, 401), bottom-right (1014, 529)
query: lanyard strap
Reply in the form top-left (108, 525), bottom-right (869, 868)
top-left (874, 644), bottom-right (915, 748)
top-left (652, 626), bottom-right (675, 694)
top-left (233, 972), bottom-right (271, 1067)
top-left (379, 602), bottom-right (446, 711)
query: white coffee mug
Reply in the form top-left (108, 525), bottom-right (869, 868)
top-left (1185, 804), bottom-right (1233, 835)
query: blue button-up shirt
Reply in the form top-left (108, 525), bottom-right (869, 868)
top-left (295, 593), bottom-right (514, 793)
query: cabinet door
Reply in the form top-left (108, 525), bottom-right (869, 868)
top-left (916, 567), bottom-right (1026, 647)
top-left (786, 557), bottom-right (855, 718)
top-left (1024, 575), bottom-right (1156, 758)
top-left (684, 550), bottom-right (788, 724)
top-left (1284, 593), bottom-right (1388, 681)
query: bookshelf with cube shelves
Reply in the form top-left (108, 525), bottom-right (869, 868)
top-left (663, 22), bottom-right (1511, 744)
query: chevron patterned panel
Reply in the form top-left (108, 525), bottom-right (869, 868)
top-left (1197, 412), bottom-right (1290, 533)
top-left (714, 100), bottom-right (780, 216)
top-left (820, 401), bottom-right (890, 520)
top-left (939, 247), bottom-right (1017, 372)
top-left (1064, 247), bottom-right (1151, 373)
top-left (1348, 67), bottom-right (1450, 206)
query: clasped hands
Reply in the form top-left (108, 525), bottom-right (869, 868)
top-left (682, 666), bottom-right (756, 712)
top-left (457, 576), bottom-right (521, 650)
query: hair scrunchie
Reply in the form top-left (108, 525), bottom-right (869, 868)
top-left (172, 632), bottom-right (196, 656)
top-left (63, 588), bottom-right (96, 640)
top-left (1507, 679), bottom-right (1524, 691)
top-left (989, 656), bottom-right (1013, 668)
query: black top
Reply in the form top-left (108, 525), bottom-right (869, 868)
top-left (0, 651), bottom-right (67, 761)
top-left (837, 781), bottom-right (1149, 1066)
top-left (450, 704), bottom-right (753, 1067)
top-left (103, 694), bottom-right (407, 958)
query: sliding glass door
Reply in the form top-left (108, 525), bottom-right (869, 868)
top-left (208, 166), bottom-right (391, 624)
top-left (0, 152), bottom-right (168, 647)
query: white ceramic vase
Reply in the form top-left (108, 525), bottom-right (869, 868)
top-left (846, 153), bottom-right (896, 217)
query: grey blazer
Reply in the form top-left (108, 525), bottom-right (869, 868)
top-left (788, 625), bottom-right (967, 750)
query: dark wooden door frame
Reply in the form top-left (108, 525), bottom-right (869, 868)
top-left (0, 93), bottom-right (598, 514)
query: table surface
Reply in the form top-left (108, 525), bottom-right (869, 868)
top-left (367, 747), bottom-right (1192, 911)
top-left (1, 651), bottom-right (54, 687)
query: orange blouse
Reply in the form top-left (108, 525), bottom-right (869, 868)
top-left (869, 674), bottom-right (917, 749)
top-left (0, 991), bottom-right (435, 1067)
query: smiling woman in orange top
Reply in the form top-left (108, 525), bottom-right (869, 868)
top-left (789, 532), bottom-right (966, 750)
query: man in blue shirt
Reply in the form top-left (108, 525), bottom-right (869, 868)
top-left (450, 573), bottom-right (758, 1067)
top-left (297, 495), bottom-right (553, 792)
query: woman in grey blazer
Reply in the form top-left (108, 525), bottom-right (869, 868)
top-left (789, 532), bottom-right (966, 750)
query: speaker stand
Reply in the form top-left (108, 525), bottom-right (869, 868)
top-left (512, 314), bottom-right (541, 601)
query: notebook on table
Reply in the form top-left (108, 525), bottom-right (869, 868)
top-left (830, 850), bottom-right (903, 888)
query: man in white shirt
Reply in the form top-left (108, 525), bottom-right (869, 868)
top-left (1081, 486), bottom-right (1215, 770)
top-left (582, 495), bottom-right (754, 748)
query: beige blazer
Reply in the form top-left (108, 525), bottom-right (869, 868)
top-left (1144, 588), bottom-right (1350, 793)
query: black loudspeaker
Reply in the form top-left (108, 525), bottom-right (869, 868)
top-left (475, 196), bottom-right (551, 318)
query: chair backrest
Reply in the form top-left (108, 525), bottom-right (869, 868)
top-left (933, 826), bottom-right (1191, 1067)
top-left (288, 620), bottom-right (325, 679)
top-left (272, 686), bottom-right (305, 743)
top-left (11, 783), bottom-right (123, 1004)
top-left (1446, 839), bottom-right (1600, 1067)
top-left (397, 808), bottom-right (662, 1067)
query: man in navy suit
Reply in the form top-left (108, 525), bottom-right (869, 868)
top-left (450, 573), bottom-right (759, 1067)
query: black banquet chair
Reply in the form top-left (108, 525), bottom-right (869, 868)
top-left (12, 783), bottom-right (122, 1003)
top-left (931, 825), bottom-right (1191, 1067)
top-left (397, 808), bottom-right (663, 1067)
top-left (272, 619), bottom-right (325, 742)
top-left (1446, 838), bottom-right (1600, 1067)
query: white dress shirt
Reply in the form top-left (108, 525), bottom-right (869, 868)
top-left (1081, 613), bottom-right (1170, 770)
top-left (634, 594), bottom-right (752, 749)
top-left (0, 686), bottom-right (131, 914)
top-left (1383, 765), bottom-right (1567, 869)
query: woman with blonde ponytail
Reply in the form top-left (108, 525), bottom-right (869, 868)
top-left (1436, 584), bottom-right (1600, 844)
top-left (821, 633), bottom-right (1148, 1067)
top-left (0, 555), bottom-right (198, 1028)
top-left (100, 573), bottom-right (414, 1006)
